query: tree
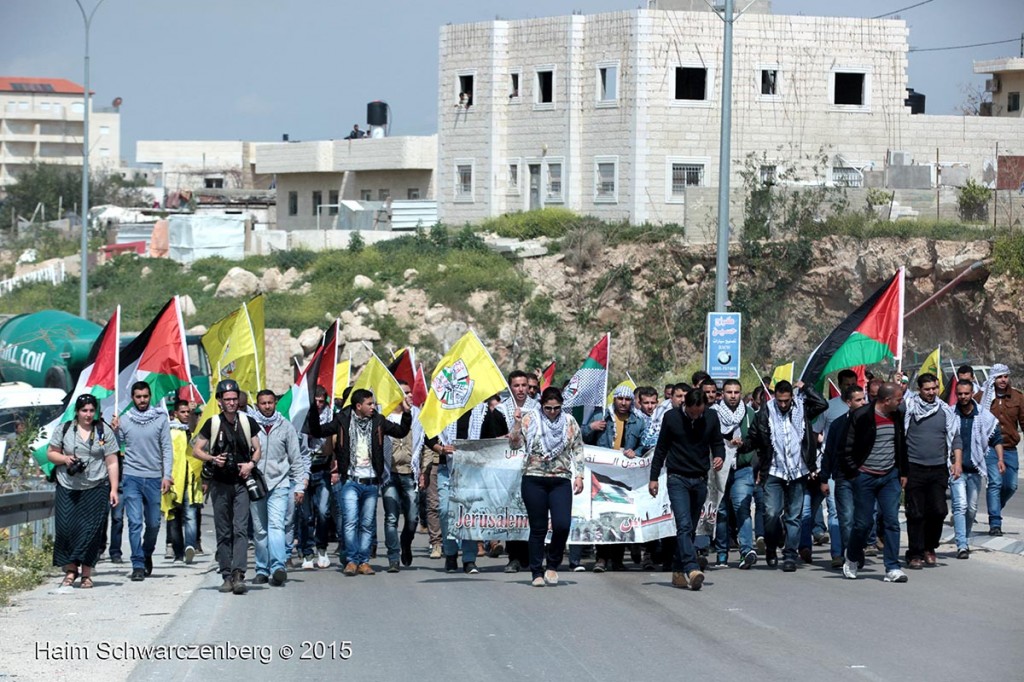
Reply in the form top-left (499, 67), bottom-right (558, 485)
top-left (956, 82), bottom-right (992, 116)
top-left (1, 163), bottom-right (147, 230)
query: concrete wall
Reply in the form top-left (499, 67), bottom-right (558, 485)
top-left (135, 140), bottom-right (270, 191)
top-left (437, 9), bottom-right (1024, 227)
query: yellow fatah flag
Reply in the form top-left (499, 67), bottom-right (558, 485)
top-left (419, 330), bottom-right (509, 439)
top-left (606, 378), bottom-right (637, 407)
top-left (770, 362), bottom-right (794, 389)
top-left (334, 359), bottom-right (351, 398)
top-left (918, 345), bottom-right (944, 395)
top-left (198, 298), bottom-right (262, 430)
top-left (350, 352), bottom-right (405, 417)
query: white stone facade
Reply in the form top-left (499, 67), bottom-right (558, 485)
top-left (0, 80), bottom-right (120, 189)
top-left (437, 9), bottom-right (1024, 227)
top-left (974, 58), bottom-right (1024, 119)
top-left (254, 136), bottom-right (437, 231)
top-left (135, 140), bottom-right (271, 191)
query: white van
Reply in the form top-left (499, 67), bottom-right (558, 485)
top-left (0, 382), bottom-right (67, 464)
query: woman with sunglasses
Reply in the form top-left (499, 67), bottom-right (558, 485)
top-left (509, 386), bottom-right (584, 587)
top-left (46, 394), bottom-right (120, 590)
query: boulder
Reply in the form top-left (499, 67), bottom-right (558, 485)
top-left (353, 274), bottom-right (374, 289)
top-left (187, 325), bottom-right (207, 336)
top-left (403, 268), bottom-right (418, 282)
top-left (179, 294), bottom-right (196, 317)
top-left (197, 275), bottom-right (209, 284)
top-left (372, 299), bottom-right (390, 316)
top-left (297, 327), bottom-right (323, 354)
top-left (340, 310), bottom-right (358, 325)
top-left (214, 267), bottom-right (261, 298)
top-left (343, 323), bottom-right (381, 343)
top-left (296, 282), bottom-right (312, 295)
top-left (261, 267), bottom-right (283, 292)
top-left (203, 282), bottom-right (216, 292)
top-left (424, 305), bottom-right (448, 325)
top-left (685, 264), bottom-right (705, 284)
top-left (140, 266), bottom-right (152, 278)
top-left (280, 267), bottom-right (302, 290)
top-left (935, 241), bottom-right (991, 282)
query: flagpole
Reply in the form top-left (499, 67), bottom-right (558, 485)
top-left (895, 267), bottom-right (906, 373)
top-left (113, 304), bottom-right (121, 416)
top-left (603, 332), bottom-right (611, 407)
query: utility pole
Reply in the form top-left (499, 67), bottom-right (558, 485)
top-left (713, 0), bottom-right (736, 312)
top-left (74, 0), bottom-right (107, 320)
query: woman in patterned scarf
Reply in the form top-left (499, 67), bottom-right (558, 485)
top-left (510, 387), bottom-right (585, 587)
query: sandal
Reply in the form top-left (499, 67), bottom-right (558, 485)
top-left (61, 572), bottom-right (78, 588)
top-left (80, 576), bottom-right (94, 589)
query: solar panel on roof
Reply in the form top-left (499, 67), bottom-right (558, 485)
top-left (10, 83), bottom-right (56, 92)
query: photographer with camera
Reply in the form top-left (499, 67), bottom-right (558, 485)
top-left (47, 394), bottom-right (120, 590)
top-left (191, 380), bottom-right (262, 595)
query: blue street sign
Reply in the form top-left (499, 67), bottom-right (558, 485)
top-left (705, 312), bottom-right (742, 380)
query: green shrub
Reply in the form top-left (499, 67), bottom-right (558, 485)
top-left (992, 232), bottom-right (1024, 279)
top-left (958, 179), bottom-right (991, 222)
top-left (0, 536), bottom-right (55, 606)
top-left (479, 208), bottom-right (578, 239)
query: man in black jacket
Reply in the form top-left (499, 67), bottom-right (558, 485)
top-left (739, 380), bottom-right (827, 572)
top-left (649, 388), bottom-right (725, 591)
top-left (308, 388), bottom-right (411, 576)
top-left (840, 381), bottom-right (909, 583)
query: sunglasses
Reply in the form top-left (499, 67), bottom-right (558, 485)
top-left (542, 405), bottom-right (562, 413)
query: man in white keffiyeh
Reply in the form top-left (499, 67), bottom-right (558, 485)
top-left (975, 363), bottom-right (1022, 537)
top-left (705, 379), bottom-right (757, 569)
top-left (951, 379), bottom-right (1003, 557)
top-left (903, 372), bottom-right (962, 569)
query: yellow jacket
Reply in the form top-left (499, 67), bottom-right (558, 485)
top-left (162, 425), bottom-right (205, 519)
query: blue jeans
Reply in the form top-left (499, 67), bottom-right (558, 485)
top-left (834, 477), bottom-right (854, 556)
top-left (122, 474), bottom-right (163, 570)
top-left (763, 474), bottom-right (806, 563)
top-left (666, 474), bottom-right (707, 573)
top-left (437, 464), bottom-right (477, 562)
top-left (330, 480), bottom-right (346, 557)
top-left (986, 447), bottom-right (1019, 530)
top-left (951, 472), bottom-right (983, 550)
top-left (251, 483), bottom-right (291, 576)
top-left (716, 466), bottom-right (754, 556)
top-left (167, 487), bottom-right (198, 559)
top-left (800, 480), bottom-right (841, 557)
top-left (340, 480), bottom-right (378, 565)
top-left (299, 470), bottom-right (331, 555)
top-left (382, 473), bottom-right (419, 563)
top-left (752, 480), bottom-right (765, 539)
top-left (847, 469), bottom-right (902, 572)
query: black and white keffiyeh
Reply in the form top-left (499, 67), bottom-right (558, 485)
top-left (251, 409), bottom-right (283, 430)
top-left (123, 405), bottom-right (167, 427)
top-left (768, 393), bottom-right (805, 478)
top-left (904, 392), bottom-right (958, 455)
top-left (526, 410), bottom-right (569, 461)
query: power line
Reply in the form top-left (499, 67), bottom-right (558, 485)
top-left (909, 37), bottom-right (1018, 53)
top-left (872, 0), bottom-right (935, 20)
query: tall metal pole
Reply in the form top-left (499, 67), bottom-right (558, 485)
top-left (713, 0), bottom-right (734, 312)
top-left (75, 0), bottom-right (106, 319)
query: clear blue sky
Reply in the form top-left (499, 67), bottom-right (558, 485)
top-left (1, 0), bottom-right (1020, 159)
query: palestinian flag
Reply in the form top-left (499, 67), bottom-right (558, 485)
top-left (62, 306), bottom-right (120, 421)
top-left (108, 297), bottom-right (192, 415)
top-left (540, 361), bottom-right (556, 392)
top-left (562, 334), bottom-right (610, 409)
top-left (277, 320), bottom-right (337, 434)
top-left (411, 363), bottom-right (428, 408)
top-left (800, 269), bottom-right (904, 390)
top-left (388, 347), bottom-right (416, 388)
top-left (591, 471), bottom-right (632, 505)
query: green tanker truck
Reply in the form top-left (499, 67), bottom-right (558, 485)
top-left (0, 310), bottom-right (211, 399)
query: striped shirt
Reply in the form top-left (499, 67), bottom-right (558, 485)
top-left (861, 412), bottom-right (896, 474)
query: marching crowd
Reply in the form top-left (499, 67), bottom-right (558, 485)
top-left (45, 361), bottom-right (1022, 593)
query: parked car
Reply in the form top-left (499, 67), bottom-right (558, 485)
top-left (0, 382), bottom-right (66, 465)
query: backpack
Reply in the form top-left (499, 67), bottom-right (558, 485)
top-left (46, 419), bottom-right (109, 483)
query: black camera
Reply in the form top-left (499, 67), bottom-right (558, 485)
top-left (66, 457), bottom-right (86, 476)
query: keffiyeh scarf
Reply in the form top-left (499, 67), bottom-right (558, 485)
top-left (768, 393), bottom-right (805, 479)
top-left (904, 392), bottom-right (958, 456)
top-left (123, 405), bottom-right (167, 427)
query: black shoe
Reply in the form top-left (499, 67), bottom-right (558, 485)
top-left (956, 548), bottom-right (970, 560)
top-left (370, 546), bottom-right (378, 559)
top-left (232, 571), bottom-right (247, 595)
top-left (504, 559), bottom-right (521, 574)
top-left (610, 561), bottom-right (627, 572)
top-left (630, 546), bottom-right (642, 564)
top-left (218, 577), bottom-right (234, 593)
top-left (388, 561), bottom-right (400, 573)
top-left (445, 556), bottom-right (459, 573)
top-left (144, 556), bottom-right (153, 577)
top-left (253, 574), bottom-right (269, 585)
top-left (765, 549), bottom-right (779, 567)
top-left (463, 562), bottom-right (479, 574)
top-left (400, 540), bottom-right (413, 567)
top-left (130, 568), bottom-right (145, 582)
top-left (697, 555), bottom-right (708, 572)
top-left (271, 568), bottom-right (287, 586)
top-left (110, 555), bottom-right (124, 564)
top-left (782, 560), bottom-right (797, 573)
top-left (989, 527), bottom-right (1003, 537)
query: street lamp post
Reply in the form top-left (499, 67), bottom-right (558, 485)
top-left (74, 0), bottom-right (107, 319)
top-left (713, 0), bottom-right (735, 313)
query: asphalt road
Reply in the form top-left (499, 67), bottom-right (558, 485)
top-left (130, 534), bottom-right (1024, 682)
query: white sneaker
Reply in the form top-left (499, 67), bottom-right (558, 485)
top-left (884, 569), bottom-right (908, 583)
top-left (842, 559), bottom-right (858, 580)
top-left (301, 555), bottom-right (315, 570)
top-left (316, 549), bottom-right (330, 569)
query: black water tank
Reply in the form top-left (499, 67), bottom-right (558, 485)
top-left (367, 101), bottom-right (388, 126)
top-left (904, 88), bottom-right (925, 114)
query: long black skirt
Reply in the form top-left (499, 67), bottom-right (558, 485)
top-left (53, 482), bottom-right (110, 568)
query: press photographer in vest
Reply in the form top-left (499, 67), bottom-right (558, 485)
top-left (191, 379), bottom-right (261, 595)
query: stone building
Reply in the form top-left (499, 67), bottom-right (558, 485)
top-left (436, 6), bottom-right (1024, 228)
top-left (0, 76), bottom-right (121, 190)
top-left (135, 140), bottom-right (272, 192)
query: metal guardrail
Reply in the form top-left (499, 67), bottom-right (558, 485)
top-left (0, 490), bottom-right (55, 552)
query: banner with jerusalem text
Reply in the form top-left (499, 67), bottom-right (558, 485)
top-left (569, 446), bottom-right (675, 545)
top-left (445, 438), bottom-right (531, 542)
